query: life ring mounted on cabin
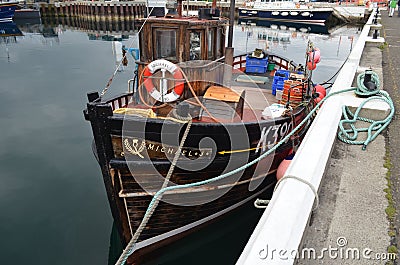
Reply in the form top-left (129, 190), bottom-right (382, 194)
top-left (143, 59), bottom-right (185, 103)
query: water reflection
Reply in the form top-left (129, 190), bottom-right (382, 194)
top-left (238, 18), bottom-right (333, 35)
top-left (0, 22), bottom-right (23, 62)
top-left (0, 17), bottom-right (359, 265)
top-left (0, 21), bottom-right (23, 42)
top-left (237, 19), bottom-right (336, 53)
top-left (42, 15), bottom-right (137, 36)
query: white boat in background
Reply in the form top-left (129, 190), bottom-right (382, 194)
top-left (0, 1), bottom-right (19, 22)
top-left (239, 0), bottom-right (333, 24)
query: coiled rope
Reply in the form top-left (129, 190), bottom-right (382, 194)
top-left (255, 70), bottom-right (394, 210)
top-left (115, 70), bottom-right (393, 264)
top-left (338, 70), bottom-right (394, 150)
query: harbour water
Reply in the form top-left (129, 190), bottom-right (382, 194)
top-left (0, 19), bottom-right (359, 265)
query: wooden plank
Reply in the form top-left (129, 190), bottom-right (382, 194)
top-left (204, 86), bottom-right (242, 102)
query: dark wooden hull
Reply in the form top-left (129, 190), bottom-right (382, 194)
top-left (84, 91), bottom-right (312, 261)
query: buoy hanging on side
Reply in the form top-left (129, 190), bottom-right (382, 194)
top-left (314, 96), bottom-right (322, 105)
top-left (315, 84), bottom-right (326, 97)
top-left (276, 153), bottom-right (295, 181)
top-left (307, 61), bottom-right (317, 70)
top-left (308, 48), bottom-right (321, 64)
top-left (312, 48), bottom-right (321, 64)
top-left (313, 90), bottom-right (325, 106)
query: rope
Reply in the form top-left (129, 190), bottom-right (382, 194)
top-left (115, 87), bottom-right (328, 264)
top-left (136, 64), bottom-right (220, 122)
top-left (255, 70), bottom-right (394, 210)
top-left (338, 70), bottom-right (394, 150)
top-left (100, 7), bottom-right (155, 97)
top-left (115, 70), bottom-right (394, 264)
top-left (115, 118), bottom-right (192, 265)
top-left (254, 175), bottom-right (319, 210)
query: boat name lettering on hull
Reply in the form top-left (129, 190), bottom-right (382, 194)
top-left (256, 121), bottom-right (293, 153)
top-left (122, 137), bottom-right (212, 159)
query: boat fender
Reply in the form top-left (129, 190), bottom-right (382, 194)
top-left (308, 48), bottom-right (321, 64)
top-left (315, 84), bottom-right (326, 97)
top-left (276, 153), bottom-right (295, 181)
top-left (143, 59), bottom-right (185, 103)
top-left (313, 91), bottom-right (325, 105)
top-left (307, 61), bottom-right (317, 70)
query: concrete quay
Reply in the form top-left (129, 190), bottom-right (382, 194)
top-left (298, 8), bottom-right (400, 265)
top-left (237, 7), bottom-right (398, 265)
top-left (300, 7), bottom-right (400, 265)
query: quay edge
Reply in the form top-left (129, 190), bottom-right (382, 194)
top-left (237, 8), bottom-right (394, 265)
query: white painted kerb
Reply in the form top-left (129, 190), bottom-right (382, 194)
top-left (237, 9), bottom-right (386, 265)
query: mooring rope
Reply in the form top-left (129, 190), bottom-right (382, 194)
top-left (254, 69), bottom-right (394, 210)
top-left (338, 70), bottom-right (394, 150)
top-left (100, 7), bottom-right (155, 97)
top-left (115, 117), bottom-right (192, 265)
top-left (115, 70), bottom-right (394, 264)
top-left (254, 174), bottom-right (320, 210)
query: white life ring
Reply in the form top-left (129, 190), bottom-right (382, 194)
top-left (143, 59), bottom-right (184, 103)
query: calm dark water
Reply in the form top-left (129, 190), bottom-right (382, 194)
top-left (0, 19), bottom-right (359, 265)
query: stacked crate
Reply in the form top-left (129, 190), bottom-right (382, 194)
top-left (272, 69), bottom-right (290, 96)
top-left (245, 55), bottom-right (268, 74)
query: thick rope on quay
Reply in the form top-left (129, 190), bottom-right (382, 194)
top-left (338, 70), bottom-right (395, 150)
top-left (115, 70), bottom-right (394, 264)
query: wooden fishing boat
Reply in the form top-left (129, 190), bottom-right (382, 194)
top-left (84, 2), bottom-right (320, 263)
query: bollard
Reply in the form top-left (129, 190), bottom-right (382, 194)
top-left (373, 29), bottom-right (379, 39)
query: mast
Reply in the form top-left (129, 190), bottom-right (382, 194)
top-left (224, 0), bottom-right (235, 87)
top-left (227, 0), bottom-right (235, 48)
top-left (177, 0), bottom-right (182, 17)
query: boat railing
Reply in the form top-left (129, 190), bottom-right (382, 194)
top-left (128, 78), bottom-right (135, 93)
top-left (232, 52), bottom-right (297, 71)
top-left (103, 92), bottom-right (134, 112)
top-left (232, 54), bottom-right (248, 71)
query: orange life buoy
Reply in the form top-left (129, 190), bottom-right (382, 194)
top-left (308, 48), bottom-right (321, 64)
top-left (143, 59), bottom-right (184, 103)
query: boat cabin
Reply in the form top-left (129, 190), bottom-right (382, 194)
top-left (136, 16), bottom-right (228, 63)
top-left (126, 9), bottom-right (302, 122)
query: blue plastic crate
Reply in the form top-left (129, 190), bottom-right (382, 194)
top-left (272, 72), bottom-right (289, 95)
top-left (246, 65), bottom-right (267, 74)
top-left (246, 55), bottom-right (268, 66)
top-left (272, 82), bottom-right (284, 96)
top-left (275, 69), bottom-right (290, 78)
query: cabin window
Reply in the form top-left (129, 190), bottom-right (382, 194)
top-left (208, 29), bottom-right (215, 60)
top-left (216, 28), bottom-right (222, 58)
top-left (154, 28), bottom-right (177, 61)
top-left (190, 31), bottom-right (202, 60)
